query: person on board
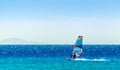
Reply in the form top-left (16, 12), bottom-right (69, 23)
top-left (71, 53), bottom-right (76, 59)
top-left (71, 36), bottom-right (83, 59)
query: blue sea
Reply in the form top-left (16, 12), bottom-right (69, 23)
top-left (0, 45), bottom-right (120, 70)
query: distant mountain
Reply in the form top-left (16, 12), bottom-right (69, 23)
top-left (0, 38), bottom-right (40, 44)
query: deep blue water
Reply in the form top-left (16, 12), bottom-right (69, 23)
top-left (0, 45), bottom-right (120, 70)
top-left (0, 45), bottom-right (120, 59)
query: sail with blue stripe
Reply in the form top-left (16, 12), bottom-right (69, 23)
top-left (71, 36), bottom-right (83, 59)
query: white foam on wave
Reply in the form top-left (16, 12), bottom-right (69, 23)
top-left (73, 58), bottom-right (109, 61)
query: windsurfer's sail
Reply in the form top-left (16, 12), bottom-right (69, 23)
top-left (71, 36), bottom-right (83, 59)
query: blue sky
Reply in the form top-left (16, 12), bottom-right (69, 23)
top-left (0, 0), bottom-right (120, 44)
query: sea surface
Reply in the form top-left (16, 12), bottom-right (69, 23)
top-left (0, 45), bottom-right (120, 70)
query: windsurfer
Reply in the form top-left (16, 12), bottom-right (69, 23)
top-left (71, 36), bottom-right (83, 59)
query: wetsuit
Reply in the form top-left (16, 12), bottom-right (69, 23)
top-left (71, 53), bottom-right (76, 59)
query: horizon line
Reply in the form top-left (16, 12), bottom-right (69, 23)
top-left (0, 44), bottom-right (119, 45)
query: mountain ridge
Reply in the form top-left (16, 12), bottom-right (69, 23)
top-left (0, 38), bottom-right (40, 44)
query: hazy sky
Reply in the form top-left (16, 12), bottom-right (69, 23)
top-left (0, 0), bottom-right (120, 44)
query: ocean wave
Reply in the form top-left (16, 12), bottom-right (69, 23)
top-left (73, 58), bottom-right (109, 61)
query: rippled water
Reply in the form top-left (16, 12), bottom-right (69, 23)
top-left (0, 45), bottom-right (119, 70)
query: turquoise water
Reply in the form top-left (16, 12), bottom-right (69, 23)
top-left (0, 57), bottom-right (120, 70)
